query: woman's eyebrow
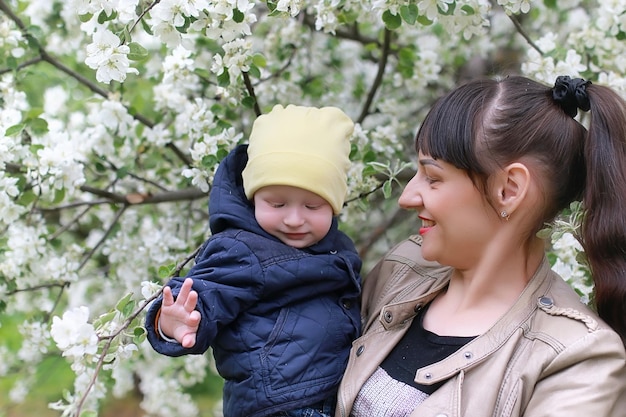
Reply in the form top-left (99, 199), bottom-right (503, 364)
top-left (418, 158), bottom-right (442, 169)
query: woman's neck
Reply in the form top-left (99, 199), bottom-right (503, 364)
top-left (422, 236), bottom-right (545, 337)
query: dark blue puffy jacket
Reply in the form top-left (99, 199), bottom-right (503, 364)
top-left (146, 144), bottom-right (362, 417)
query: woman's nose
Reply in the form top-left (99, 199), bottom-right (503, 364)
top-left (398, 174), bottom-right (422, 209)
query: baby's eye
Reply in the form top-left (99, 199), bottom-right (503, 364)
top-left (305, 205), bottom-right (322, 210)
top-left (270, 203), bottom-right (285, 208)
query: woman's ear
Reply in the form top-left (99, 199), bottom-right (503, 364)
top-left (495, 162), bottom-right (531, 216)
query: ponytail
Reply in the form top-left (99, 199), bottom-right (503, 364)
top-left (581, 84), bottom-right (626, 345)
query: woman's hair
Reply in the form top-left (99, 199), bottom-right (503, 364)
top-left (415, 75), bottom-right (626, 344)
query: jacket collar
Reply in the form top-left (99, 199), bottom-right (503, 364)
top-left (378, 256), bottom-right (554, 384)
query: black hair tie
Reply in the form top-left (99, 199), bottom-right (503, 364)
top-left (552, 75), bottom-right (592, 118)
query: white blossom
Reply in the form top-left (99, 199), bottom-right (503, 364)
top-left (85, 29), bottom-right (138, 83)
top-left (50, 306), bottom-right (99, 359)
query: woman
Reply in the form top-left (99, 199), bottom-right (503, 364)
top-left (336, 75), bottom-right (626, 416)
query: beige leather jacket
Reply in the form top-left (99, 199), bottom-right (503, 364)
top-left (336, 235), bottom-right (626, 417)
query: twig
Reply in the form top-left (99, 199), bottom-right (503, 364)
top-left (78, 205), bottom-right (128, 271)
top-left (47, 205), bottom-right (95, 241)
top-left (6, 281), bottom-right (70, 296)
top-left (72, 243), bottom-right (203, 417)
top-left (506, 12), bottom-right (544, 55)
top-left (0, 56), bottom-right (43, 75)
top-left (243, 72), bottom-right (262, 116)
top-left (357, 29), bottom-right (391, 124)
top-left (128, 0), bottom-right (161, 35)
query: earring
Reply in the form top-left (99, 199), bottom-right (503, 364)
top-left (500, 210), bottom-right (510, 221)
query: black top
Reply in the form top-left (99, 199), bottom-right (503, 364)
top-left (380, 304), bottom-right (475, 394)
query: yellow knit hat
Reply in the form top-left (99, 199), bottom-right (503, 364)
top-left (242, 104), bottom-right (354, 215)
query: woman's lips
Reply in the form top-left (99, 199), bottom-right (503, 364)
top-left (419, 217), bottom-right (434, 235)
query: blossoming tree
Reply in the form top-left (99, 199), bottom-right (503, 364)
top-left (0, 0), bottom-right (616, 416)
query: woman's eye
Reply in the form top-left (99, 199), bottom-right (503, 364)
top-left (425, 176), bottom-right (438, 185)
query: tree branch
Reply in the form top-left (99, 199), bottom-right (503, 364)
top-left (0, 56), bottom-right (43, 75)
top-left (78, 205), bottom-right (128, 271)
top-left (357, 29), bottom-right (392, 124)
top-left (127, 0), bottom-right (161, 36)
top-left (243, 71), bottom-right (262, 116)
top-left (506, 12), bottom-right (544, 55)
top-left (77, 185), bottom-right (206, 205)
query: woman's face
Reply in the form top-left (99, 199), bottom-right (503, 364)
top-left (398, 152), bottom-right (500, 269)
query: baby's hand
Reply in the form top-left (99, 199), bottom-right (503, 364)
top-left (159, 278), bottom-right (201, 348)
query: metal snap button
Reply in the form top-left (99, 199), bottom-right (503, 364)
top-left (384, 311), bottom-right (393, 323)
top-left (356, 345), bottom-right (365, 356)
top-left (538, 296), bottom-right (554, 308)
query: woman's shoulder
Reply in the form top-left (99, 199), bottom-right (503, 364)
top-left (530, 271), bottom-right (624, 350)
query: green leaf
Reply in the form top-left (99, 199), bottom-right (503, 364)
top-left (93, 311), bottom-right (117, 328)
top-left (122, 299), bottom-right (136, 317)
top-left (201, 154), bottom-right (218, 167)
top-left (141, 18), bottom-right (154, 35)
top-left (158, 264), bottom-right (175, 279)
top-left (460, 5), bottom-right (475, 15)
top-left (233, 8), bottom-right (245, 23)
top-left (53, 187), bottom-right (65, 204)
top-left (252, 54), bottom-right (267, 68)
top-left (78, 13), bottom-right (93, 23)
top-left (242, 96), bottom-right (256, 108)
top-left (382, 10), bottom-right (402, 30)
top-left (115, 292), bottom-right (134, 313)
top-left (128, 42), bottom-right (149, 61)
top-left (29, 117), bottom-right (49, 135)
top-left (116, 166), bottom-right (129, 179)
top-left (95, 161), bottom-right (107, 173)
top-left (266, 0), bottom-right (277, 12)
top-left (438, 1), bottom-right (456, 15)
top-left (247, 64), bottom-right (261, 79)
top-left (544, 0), bottom-right (557, 9)
top-left (26, 108), bottom-right (44, 118)
top-left (119, 26), bottom-right (131, 44)
top-left (536, 228), bottom-right (552, 239)
top-left (217, 70), bottom-right (230, 87)
top-left (194, 68), bottom-right (211, 79)
top-left (133, 327), bottom-right (147, 344)
top-left (417, 15), bottom-right (433, 26)
top-left (400, 4), bottom-right (419, 25)
top-left (338, 10), bottom-right (359, 24)
top-left (97, 10), bottom-right (109, 24)
top-left (382, 180), bottom-right (392, 198)
top-left (5, 124), bottom-right (24, 136)
top-left (17, 190), bottom-right (37, 206)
